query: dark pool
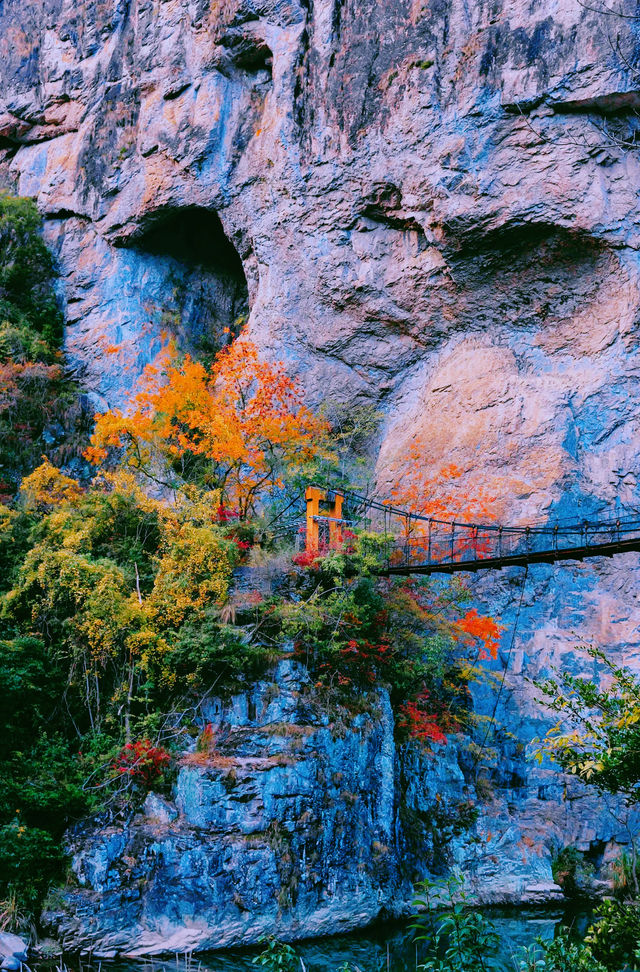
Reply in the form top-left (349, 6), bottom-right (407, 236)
top-left (54, 906), bottom-right (593, 972)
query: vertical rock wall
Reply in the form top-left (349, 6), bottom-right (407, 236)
top-left (50, 655), bottom-right (636, 954)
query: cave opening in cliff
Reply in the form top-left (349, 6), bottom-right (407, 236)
top-left (129, 206), bottom-right (249, 357)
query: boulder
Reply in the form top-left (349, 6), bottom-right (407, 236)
top-left (0, 933), bottom-right (28, 967)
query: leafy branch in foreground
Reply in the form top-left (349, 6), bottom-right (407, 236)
top-left (517, 929), bottom-right (606, 972)
top-left (534, 644), bottom-right (640, 970)
top-left (534, 644), bottom-right (640, 805)
top-left (253, 936), bottom-right (303, 972)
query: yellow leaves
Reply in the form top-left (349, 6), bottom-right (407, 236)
top-left (0, 502), bottom-right (17, 538)
top-left (61, 528), bottom-right (89, 551)
top-left (4, 541), bottom-right (136, 665)
top-left (5, 461), bottom-right (241, 682)
top-left (126, 628), bottom-right (175, 685)
top-left (99, 469), bottom-right (174, 522)
top-left (579, 760), bottom-right (601, 780)
top-left (616, 707), bottom-right (640, 729)
top-left (455, 661), bottom-right (476, 682)
top-left (146, 521), bottom-right (235, 627)
top-left (21, 459), bottom-right (83, 509)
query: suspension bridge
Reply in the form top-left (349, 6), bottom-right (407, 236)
top-left (304, 486), bottom-right (640, 575)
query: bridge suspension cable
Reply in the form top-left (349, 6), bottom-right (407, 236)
top-left (304, 486), bottom-right (640, 575)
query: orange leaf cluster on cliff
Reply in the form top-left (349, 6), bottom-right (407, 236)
top-left (86, 336), bottom-right (330, 517)
top-left (390, 447), bottom-right (498, 526)
top-left (457, 607), bottom-right (502, 661)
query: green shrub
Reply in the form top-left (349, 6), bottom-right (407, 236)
top-left (0, 822), bottom-right (66, 909)
top-left (586, 899), bottom-right (640, 969)
top-left (551, 845), bottom-right (594, 898)
top-left (170, 613), bottom-right (277, 693)
top-left (412, 874), bottom-right (500, 972)
top-left (536, 646), bottom-right (640, 806)
top-left (613, 849), bottom-right (640, 899)
top-left (0, 195), bottom-right (81, 498)
top-left (0, 194), bottom-right (63, 346)
top-left (518, 929), bottom-right (606, 972)
top-left (252, 936), bottom-right (300, 972)
top-left (266, 558), bottom-right (483, 747)
top-left (0, 733), bottom-right (88, 832)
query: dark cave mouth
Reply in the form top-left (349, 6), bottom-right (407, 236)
top-left (127, 206), bottom-right (250, 353)
top-left (130, 207), bottom-right (246, 274)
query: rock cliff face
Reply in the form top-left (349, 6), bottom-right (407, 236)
top-left (2, 0), bottom-right (640, 953)
top-left (48, 654), bottom-right (630, 956)
top-left (50, 658), bottom-right (396, 953)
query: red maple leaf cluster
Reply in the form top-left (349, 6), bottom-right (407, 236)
top-left (335, 637), bottom-right (393, 685)
top-left (397, 689), bottom-right (454, 746)
top-left (112, 739), bottom-right (171, 787)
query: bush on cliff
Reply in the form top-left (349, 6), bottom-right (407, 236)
top-left (262, 535), bottom-right (501, 746)
top-left (0, 195), bottom-right (82, 501)
top-left (535, 646), bottom-right (640, 969)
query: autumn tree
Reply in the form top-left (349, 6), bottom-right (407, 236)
top-left (536, 646), bottom-right (640, 806)
top-left (87, 337), bottom-right (330, 518)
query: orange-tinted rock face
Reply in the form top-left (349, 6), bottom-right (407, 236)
top-left (2, 0), bottom-right (640, 948)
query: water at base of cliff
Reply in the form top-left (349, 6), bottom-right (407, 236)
top-left (45, 906), bottom-right (593, 972)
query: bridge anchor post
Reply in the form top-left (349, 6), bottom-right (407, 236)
top-left (305, 487), bottom-right (345, 552)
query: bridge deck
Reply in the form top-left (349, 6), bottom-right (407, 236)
top-left (382, 536), bottom-right (640, 575)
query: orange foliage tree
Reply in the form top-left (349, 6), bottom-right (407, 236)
top-left (86, 336), bottom-right (330, 518)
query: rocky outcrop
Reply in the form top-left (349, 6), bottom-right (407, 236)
top-left (0, 933), bottom-right (29, 971)
top-left (50, 658), bottom-right (397, 954)
top-left (45, 654), bottom-right (635, 956)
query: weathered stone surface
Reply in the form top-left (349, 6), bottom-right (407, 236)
top-left (0, 933), bottom-right (28, 968)
top-left (143, 792), bottom-right (178, 825)
top-left (47, 660), bottom-right (637, 954)
top-left (3, 0), bottom-right (640, 414)
top-left (3, 1), bottom-right (640, 522)
top-left (52, 661), bottom-right (399, 954)
top-left (3, 0), bottom-right (640, 953)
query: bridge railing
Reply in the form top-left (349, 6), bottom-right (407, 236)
top-left (381, 516), bottom-right (640, 571)
top-left (302, 486), bottom-right (640, 572)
